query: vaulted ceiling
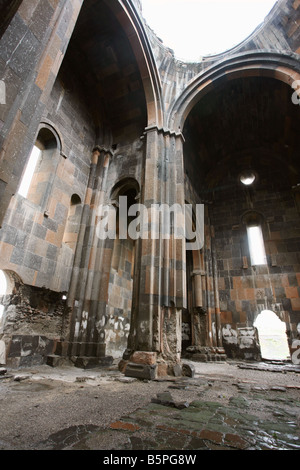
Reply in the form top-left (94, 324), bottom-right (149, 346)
top-left (59, 0), bottom-right (147, 144)
top-left (183, 76), bottom-right (300, 199)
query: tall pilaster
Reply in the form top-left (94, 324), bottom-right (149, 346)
top-left (124, 126), bottom-right (187, 378)
top-left (66, 147), bottom-right (114, 366)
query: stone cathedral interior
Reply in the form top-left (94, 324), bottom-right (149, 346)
top-left (0, 0), bottom-right (300, 452)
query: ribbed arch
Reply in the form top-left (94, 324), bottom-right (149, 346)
top-left (167, 52), bottom-right (300, 132)
top-left (106, 0), bottom-right (163, 128)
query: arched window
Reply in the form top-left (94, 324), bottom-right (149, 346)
top-left (18, 145), bottom-right (42, 198)
top-left (247, 224), bottom-right (267, 266)
top-left (17, 126), bottom-right (59, 206)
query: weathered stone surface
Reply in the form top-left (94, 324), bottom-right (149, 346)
top-left (125, 363), bottom-right (157, 380)
top-left (182, 363), bottom-right (195, 378)
top-left (118, 359), bottom-right (129, 373)
top-left (46, 355), bottom-right (70, 368)
top-left (0, 340), bottom-right (6, 365)
top-left (13, 374), bottom-right (31, 382)
top-left (130, 351), bottom-right (157, 365)
top-left (74, 356), bottom-right (114, 369)
top-left (157, 363), bottom-right (169, 377)
top-left (173, 363), bottom-right (182, 377)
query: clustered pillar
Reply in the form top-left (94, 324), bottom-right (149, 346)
top-left (121, 126), bottom-right (189, 378)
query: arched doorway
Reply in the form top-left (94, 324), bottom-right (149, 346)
top-left (254, 310), bottom-right (290, 361)
top-left (105, 179), bottom-right (140, 357)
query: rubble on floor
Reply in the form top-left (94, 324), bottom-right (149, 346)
top-left (0, 359), bottom-right (299, 451)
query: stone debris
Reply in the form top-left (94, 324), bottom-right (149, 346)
top-left (13, 374), bottom-right (31, 382)
top-left (125, 362), bottom-right (157, 380)
top-left (238, 362), bottom-right (300, 374)
top-left (151, 391), bottom-right (190, 410)
top-left (114, 377), bottom-right (138, 383)
top-left (0, 360), bottom-right (300, 450)
top-left (182, 362), bottom-right (195, 377)
top-left (270, 386), bottom-right (286, 392)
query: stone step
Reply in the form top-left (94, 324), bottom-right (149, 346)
top-left (74, 356), bottom-right (114, 369)
top-left (46, 355), bottom-right (70, 368)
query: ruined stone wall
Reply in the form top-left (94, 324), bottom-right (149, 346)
top-left (0, 8), bottom-right (97, 364)
top-left (0, 277), bottom-right (68, 367)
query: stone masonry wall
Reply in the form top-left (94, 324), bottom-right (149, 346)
top-left (0, 52), bottom-right (96, 292)
top-left (210, 176), bottom-right (300, 358)
top-left (0, 278), bottom-right (68, 367)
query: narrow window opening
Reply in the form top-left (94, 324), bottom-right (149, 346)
top-left (254, 310), bottom-right (290, 361)
top-left (18, 145), bottom-right (42, 198)
top-left (247, 225), bottom-right (267, 266)
top-left (17, 126), bottom-right (58, 205)
top-left (62, 194), bottom-right (82, 252)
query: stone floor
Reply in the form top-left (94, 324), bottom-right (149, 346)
top-left (0, 359), bottom-right (300, 454)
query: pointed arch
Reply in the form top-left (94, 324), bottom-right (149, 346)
top-left (167, 52), bottom-right (300, 132)
top-left (105, 0), bottom-right (163, 128)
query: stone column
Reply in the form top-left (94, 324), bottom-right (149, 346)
top-left (65, 147), bottom-right (114, 367)
top-left (211, 226), bottom-right (223, 349)
top-left (124, 126), bottom-right (187, 379)
top-left (191, 270), bottom-right (208, 347)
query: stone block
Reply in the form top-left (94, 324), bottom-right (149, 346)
top-left (74, 356), bottom-right (113, 369)
top-left (46, 355), bottom-right (70, 367)
top-left (8, 337), bottom-right (22, 357)
top-left (125, 362), bottom-right (157, 380)
top-left (118, 359), bottom-right (129, 373)
top-left (173, 363), bottom-right (182, 376)
top-left (0, 340), bottom-right (6, 365)
top-left (157, 362), bottom-right (168, 377)
top-left (97, 343), bottom-right (106, 358)
top-left (182, 362), bottom-right (195, 378)
top-left (151, 391), bottom-right (174, 406)
top-left (193, 353), bottom-right (208, 362)
top-left (130, 351), bottom-right (157, 365)
top-left (122, 349), bottom-right (134, 360)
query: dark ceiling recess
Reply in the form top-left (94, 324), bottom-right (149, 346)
top-left (0, 0), bottom-right (22, 39)
top-left (61, 0), bottom-right (147, 141)
top-left (183, 76), bottom-right (300, 198)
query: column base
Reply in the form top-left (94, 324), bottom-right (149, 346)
top-left (119, 350), bottom-right (195, 380)
top-left (183, 346), bottom-right (227, 362)
top-left (73, 355), bottom-right (114, 369)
